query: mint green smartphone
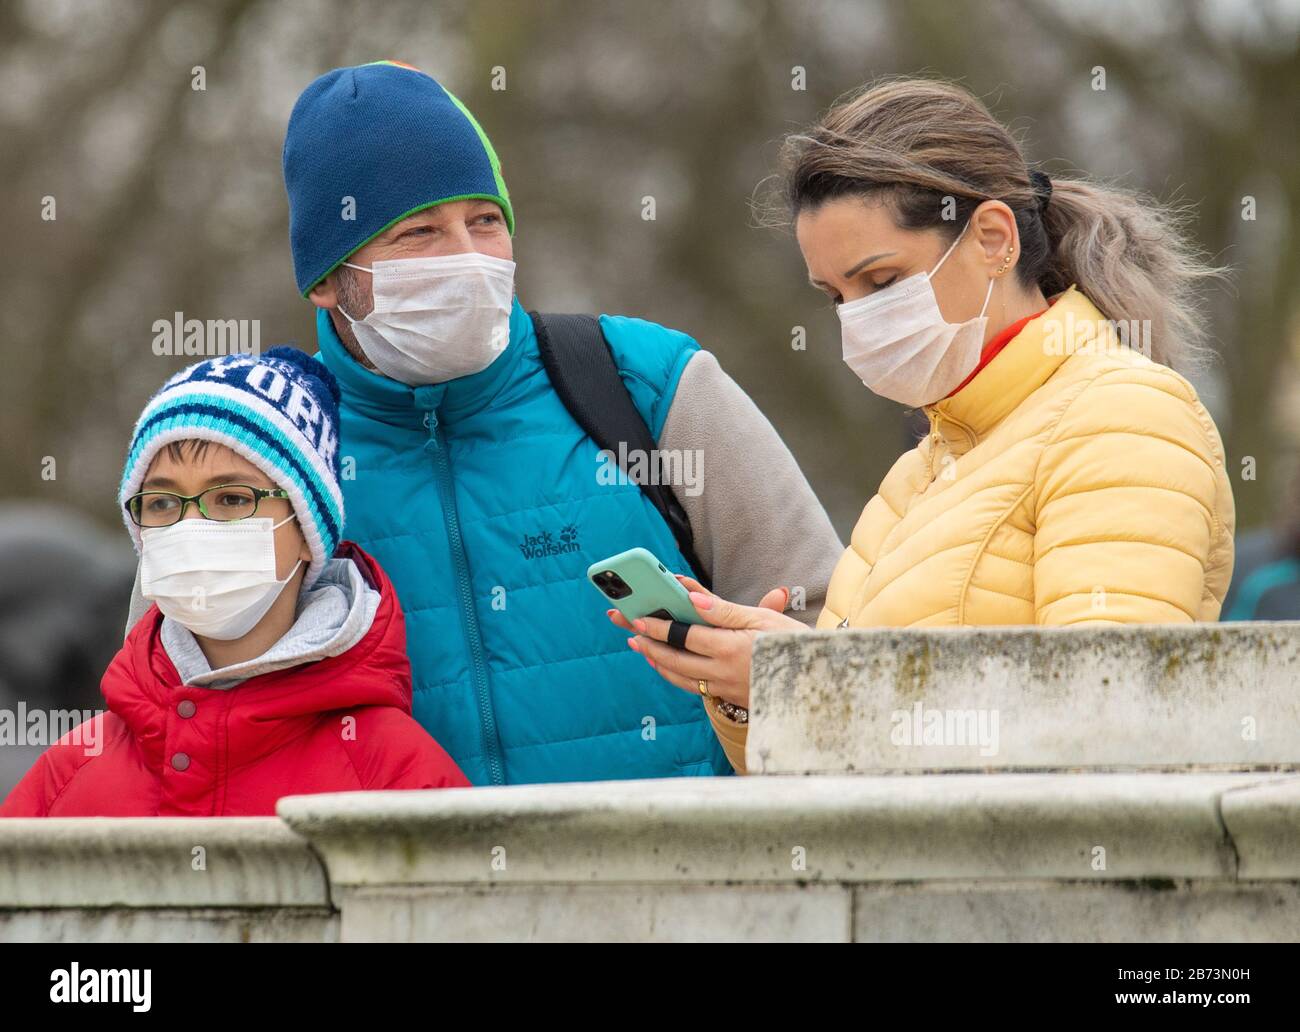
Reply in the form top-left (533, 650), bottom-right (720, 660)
top-left (587, 547), bottom-right (704, 625)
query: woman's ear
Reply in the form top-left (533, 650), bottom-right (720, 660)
top-left (970, 199), bottom-right (1019, 271)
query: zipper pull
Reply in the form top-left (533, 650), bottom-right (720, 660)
top-left (422, 410), bottom-right (439, 451)
top-left (926, 409), bottom-right (942, 480)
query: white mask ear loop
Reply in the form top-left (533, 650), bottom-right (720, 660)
top-left (335, 262), bottom-right (374, 324)
top-left (929, 219), bottom-right (997, 321)
top-left (977, 274), bottom-right (996, 318)
top-left (269, 513), bottom-right (302, 585)
top-left (927, 220), bottom-right (971, 279)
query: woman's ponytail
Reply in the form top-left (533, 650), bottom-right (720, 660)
top-left (1037, 177), bottom-right (1224, 370)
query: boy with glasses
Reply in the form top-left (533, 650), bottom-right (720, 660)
top-left (1, 347), bottom-right (468, 817)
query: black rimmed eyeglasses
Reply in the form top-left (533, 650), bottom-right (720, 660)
top-left (123, 484), bottom-right (291, 528)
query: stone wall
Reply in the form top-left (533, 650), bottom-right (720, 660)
top-left (747, 623), bottom-right (1300, 773)
top-left (3, 624), bottom-right (1298, 942)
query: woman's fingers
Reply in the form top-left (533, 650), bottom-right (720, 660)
top-left (605, 608), bottom-right (635, 632)
top-left (629, 635), bottom-right (747, 705)
top-left (684, 590), bottom-right (772, 631)
top-left (632, 613), bottom-right (733, 658)
top-left (673, 573), bottom-right (709, 596)
top-left (669, 579), bottom-right (775, 631)
top-left (757, 586), bottom-right (790, 612)
top-left (630, 632), bottom-right (723, 681)
top-left (678, 574), bottom-right (788, 616)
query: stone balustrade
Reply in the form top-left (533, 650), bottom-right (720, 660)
top-left (3, 623), bottom-right (1298, 941)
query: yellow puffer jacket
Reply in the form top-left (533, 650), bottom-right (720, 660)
top-left (706, 287), bottom-right (1235, 774)
top-left (819, 286), bottom-right (1235, 628)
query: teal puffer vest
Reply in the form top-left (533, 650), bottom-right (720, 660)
top-left (315, 298), bottom-right (731, 785)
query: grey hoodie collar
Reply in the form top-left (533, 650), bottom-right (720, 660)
top-left (161, 557), bottom-right (381, 689)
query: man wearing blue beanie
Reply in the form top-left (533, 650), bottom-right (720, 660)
top-left (277, 60), bottom-right (841, 785)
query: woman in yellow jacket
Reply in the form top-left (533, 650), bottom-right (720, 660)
top-left (609, 77), bottom-right (1235, 772)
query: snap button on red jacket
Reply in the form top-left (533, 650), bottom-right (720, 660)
top-left (1, 542), bottom-right (469, 817)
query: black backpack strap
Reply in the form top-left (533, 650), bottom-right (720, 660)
top-left (529, 311), bottom-right (711, 591)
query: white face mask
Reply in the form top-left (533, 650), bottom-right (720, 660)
top-left (837, 220), bottom-right (995, 408)
top-left (140, 515), bottom-right (302, 641)
top-left (337, 251), bottom-right (516, 386)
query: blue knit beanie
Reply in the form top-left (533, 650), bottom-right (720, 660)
top-left (283, 60), bottom-right (514, 297)
top-left (119, 346), bottom-right (345, 587)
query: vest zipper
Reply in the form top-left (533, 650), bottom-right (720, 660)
top-left (424, 409), bottom-right (506, 786)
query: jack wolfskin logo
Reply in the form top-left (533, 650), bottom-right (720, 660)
top-left (519, 524), bottom-right (581, 560)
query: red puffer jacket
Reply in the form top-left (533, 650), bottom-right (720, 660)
top-left (1, 543), bottom-right (468, 817)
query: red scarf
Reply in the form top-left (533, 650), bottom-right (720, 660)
top-left (944, 308), bottom-right (1048, 399)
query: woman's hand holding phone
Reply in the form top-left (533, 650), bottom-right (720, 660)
top-left (606, 572), bottom-right (809, 708)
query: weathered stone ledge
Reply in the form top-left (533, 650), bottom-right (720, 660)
top-left (0, 817), bottom-right (328, 908)
top-left (2, 773), bottom-right (1298, 941)
top-left (747, 623), bottom-right (1300, 773)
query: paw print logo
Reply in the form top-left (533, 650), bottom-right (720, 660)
top-left (559, 524), bottom-right (578, 544)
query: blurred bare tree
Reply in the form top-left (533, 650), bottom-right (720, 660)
top-left (1, 0), bottom-right (1296, 544)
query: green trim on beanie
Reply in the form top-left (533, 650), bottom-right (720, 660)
top-left (437, 86), bottom-right (513, 220)
top-left (302, 194), bottom-right (513, 297)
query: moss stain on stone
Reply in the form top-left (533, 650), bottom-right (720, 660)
top-left (894, 640), bottom-right (934, 700)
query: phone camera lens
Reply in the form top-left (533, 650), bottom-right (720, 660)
top-left (593, 570), bottom-right (633, 600)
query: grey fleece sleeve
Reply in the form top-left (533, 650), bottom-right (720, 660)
top-left (657, 350), bottom-right (842, 626)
